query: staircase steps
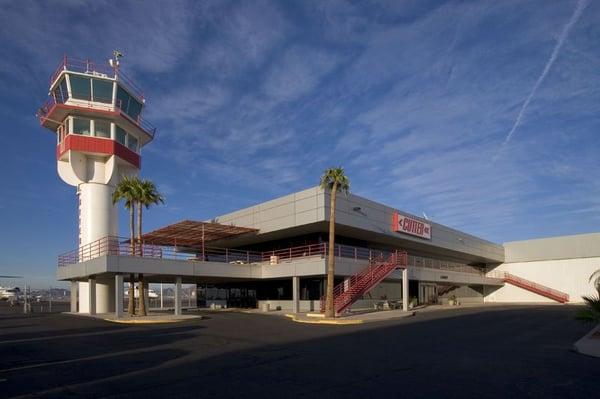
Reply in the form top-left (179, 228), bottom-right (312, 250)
top-left (490, 271), bottom-right (569, 303)
top-left (321, 251), bottom-right (408, 315)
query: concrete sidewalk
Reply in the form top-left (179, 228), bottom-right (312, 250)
top-left (64, 312), bottom-right (202, 324)
top-left (285, 309), bottom-right (415, 324)
top-left (574, 323), bottom-right (600, 358)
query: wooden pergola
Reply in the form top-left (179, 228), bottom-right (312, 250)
top-left (141, 220), bottom-right (258, 248)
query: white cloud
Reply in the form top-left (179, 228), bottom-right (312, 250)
top-left (196, 0), bottom-right (289, 76)
top-left (263, 46), bottom-right (341, 102)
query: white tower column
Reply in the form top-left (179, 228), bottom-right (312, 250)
top-left (78, 182), bottom-right (118, 247)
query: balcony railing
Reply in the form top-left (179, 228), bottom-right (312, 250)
top-left (38, 96), bottom-right (156, 139)
top-left (50, 56), bottom-right (145, 100)
top-left (58, 236), bottom-right (489, 276)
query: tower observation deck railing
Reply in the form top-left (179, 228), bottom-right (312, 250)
top-left (57, 236), bottom-right (490, 277)
top-left (38, 95), bottom-right (156, 138)
top-left (50, 56), bottom-right (145, 100)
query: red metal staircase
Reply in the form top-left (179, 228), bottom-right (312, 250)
top-left (320, 251), bottom-right (408, 315)
top-left (491, 271), bottom-right (569, 303)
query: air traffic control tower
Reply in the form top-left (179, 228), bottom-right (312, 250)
top-left (37, 54), bottom-right (156, 313)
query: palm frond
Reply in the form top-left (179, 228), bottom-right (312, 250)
top-left (320, 166), bottom-right (350, 196)
top-left (575, 295), bottom-right (600, 323)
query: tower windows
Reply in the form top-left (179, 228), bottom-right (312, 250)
top-left (72, 117), bottom-right (91, 135)
top-left (69, 75), bottom-right (115, 103)
top-left (115, 125), bottom-right (127, 146)
top-left (64, 116), bottom-right (140, 153)
top-left (92, 79), bottom-right (113, 103)
top-left (116, 85), bottom-right (142, 120)
top-left (94, 120), bottom-right (111, 138)
top-left (127, 135), bottom-right (138, 151)
top-left (70, 75), bottom-right (92, 101)
top-left (52, 77), bottom-right (69, 103)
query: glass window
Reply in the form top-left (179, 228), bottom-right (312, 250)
top-left (115, 125), bottom-right (127, 145)
top-left (116, 85), bottom-right (130, 113)
top-left (70, 75), bottom-right (91, 100)
top-left (116, 85), bottom-right (142, 120)
top-left (127, 134), bottom-right (138, 151)
top-left (92, 79), bottom-right (113, 103)
top-left (52, 77), bottom-right (69, 103)
top-left (95, 120), bottom-right (111, 138)
top-left (72, 117), bottom-right (91, 135)
top-left (60, 78), bottom-right (69, 102)
top-left (127, 98), bottom-right (142, 120)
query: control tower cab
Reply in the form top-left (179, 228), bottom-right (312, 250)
top-left (37, 54), bottom-right (156, 313)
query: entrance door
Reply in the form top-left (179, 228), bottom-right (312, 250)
top-left (419, 283), bottom-right (438, 304)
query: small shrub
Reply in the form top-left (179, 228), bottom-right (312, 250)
top-left (575, 295), bottom-right (600, 323)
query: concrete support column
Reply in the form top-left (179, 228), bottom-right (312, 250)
top-left (402, 268), bottom-right (409, 312)
top-left (70, 281), bottom-right (78, 312)
top-left (174, 277), bottom-right (182, 316)
top-left (115, 275), bottom-right (124, 318)
top-left (160, 283), bottom-right (164, 309)
top-left (88, 277), bottom-right (96, 315)
top-left (292, 276), bottom-right (300, 314)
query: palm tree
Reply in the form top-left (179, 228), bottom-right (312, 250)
top-left (320, 167), bottom-right (350, 318)
top-left (112, 176), bottom-right (138, 316)
top-left (134, 178), bottom-right (165, 316)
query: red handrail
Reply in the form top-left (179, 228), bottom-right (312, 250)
top-left (320, 251), bottom-right (408, 314)
top-left (37, 95), bottom-right (156, 139)
top-left (50, 56), bottom-right (145, 101)
top-left (486, 270), bottom-right (569, 303)
top-left (57, 236), bottom-right (485, 278)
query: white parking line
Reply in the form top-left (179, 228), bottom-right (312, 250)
top-left (0, 347), bottom-right (154, 373)
top-left (0, 327), bottom-right (146, 345)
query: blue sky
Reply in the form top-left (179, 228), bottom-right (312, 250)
top-left (0, 0), bottom-right (599, 287)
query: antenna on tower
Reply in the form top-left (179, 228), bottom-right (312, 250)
top-left (108, 50), bottom-right (123, 75)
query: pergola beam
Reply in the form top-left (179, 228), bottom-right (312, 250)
top-left (140, 220), bottom-right (258, 247)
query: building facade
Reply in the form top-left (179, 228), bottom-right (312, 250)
top-left (55, 186), bottom-right (598, 316)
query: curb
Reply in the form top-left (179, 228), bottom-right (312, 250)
top-left (102, 316), bottom-right (202, 324)
top-left (284, 314), bottom-right (364, 325)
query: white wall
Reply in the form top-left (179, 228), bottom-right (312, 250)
top-left (485, 257), bottom-right (600, 303)
top-left (258, 300), bottom-right (321, 312)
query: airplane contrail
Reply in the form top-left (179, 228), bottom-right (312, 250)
top-left (500, 0), bottom-right (590, 148)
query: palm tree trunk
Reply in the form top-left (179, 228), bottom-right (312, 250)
top-left (128, 273), bottom-right (135, 316)
top-left (325, 183), bottom-right (338, 318)
top-left (138, 273), bottom-right (146, 316)
top-left (128, 205), bottom-right (136, 316)
top-left (137, 201), bottom-right (147, 316)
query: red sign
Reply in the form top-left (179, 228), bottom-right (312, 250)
top-left (392, 212), bottom-right (431, 240)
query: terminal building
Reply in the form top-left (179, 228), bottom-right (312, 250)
top-left (38, 57), bottom-right (599, 317)
top-left (55, 185), bottom-right (600, 316)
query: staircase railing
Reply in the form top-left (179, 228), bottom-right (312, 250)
top-left (487, 270), bottom-right (569, 303)
top-left (320, 251), bottom-right (408, 315)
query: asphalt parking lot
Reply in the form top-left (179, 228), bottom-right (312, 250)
top-left (0, 303), bottom-right (598, 398)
